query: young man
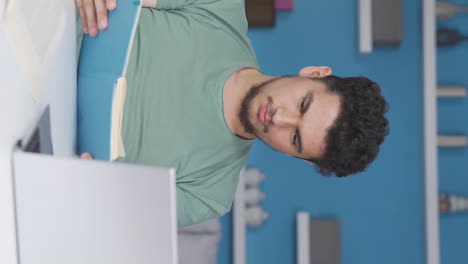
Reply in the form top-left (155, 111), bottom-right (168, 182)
top-left (77, 0), bottom-right (389, 227)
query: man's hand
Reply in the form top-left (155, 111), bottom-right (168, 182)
top-left (142, 0), bottom-right (157, 8)
top-left (80, 152), bottom-right (94, 160)
top-left (76, 0), bottom-right (117, 37)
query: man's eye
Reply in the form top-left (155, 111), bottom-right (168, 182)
top-left (293, 133), bottom-right (297, 145)
top-left (300, 98), bottom-right (305, 111)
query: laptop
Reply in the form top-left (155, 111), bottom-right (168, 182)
top-left (1, 0), bottom-right (179, 263)
top-left (14, 150), bottom-right (178, 264)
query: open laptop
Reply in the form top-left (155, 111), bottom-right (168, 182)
top-left (14, 149), bottom-right (178, 264)
top-left (1, 0), bottom-right (179, 263)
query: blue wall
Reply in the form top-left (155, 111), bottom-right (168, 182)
top-left (437, 0), bottom-right (468, 263)
top-left (218, 0), bottom-right (467, 263)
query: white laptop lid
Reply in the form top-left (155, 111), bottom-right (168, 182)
top-left (13, 152), bottom-right (178, 264)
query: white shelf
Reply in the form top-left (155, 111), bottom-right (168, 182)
top-left (358, 0), bottom-right (373, 53)
top-left (437, 86), bottom-right (467, 98)
top-left (296, 212), bottom-right (310, 264)
top-left (423, 0), bottom-right (440, 264)
top-left (438, 135), bottom-right (468, 147)
top-left (233, 168), bottom-right (246, 264)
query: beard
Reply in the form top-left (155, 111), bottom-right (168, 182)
top-left (239, 77), bottom-right (283, 135)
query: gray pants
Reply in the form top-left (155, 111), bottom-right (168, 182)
top-left (178, 218), bottom-right (221, 264)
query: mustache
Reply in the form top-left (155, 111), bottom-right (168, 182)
top-left (239, 76), bottom-right (285, 136)
top-left (263, 96), bottom-right (276, 133)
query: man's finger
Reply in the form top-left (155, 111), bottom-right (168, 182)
top-left (106, 0), bottom-right (116, 10)
top-left (76, 0), bottom-right (88, 34)
top-left (94, 0), bottom-right (108, 30)
top-left (80, 152), bottom-right (94, 160)
top-left (83, 0), bottom-right (98, 37)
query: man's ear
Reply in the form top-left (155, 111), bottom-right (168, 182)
top-left (299, 66), bottom-right (332, 78)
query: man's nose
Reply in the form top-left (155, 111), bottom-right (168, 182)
top-left (273, 108), bottom-right (300, 128)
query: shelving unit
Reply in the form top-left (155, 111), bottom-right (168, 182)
top-left (423, 0), bottom-right (440, 264)
top-left (358, 0), bottom-right (372, 53)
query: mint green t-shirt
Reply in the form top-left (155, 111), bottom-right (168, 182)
top-left (116, 0), bottom-right (259, 227)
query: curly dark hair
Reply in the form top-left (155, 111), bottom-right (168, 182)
top-left (306, 76), bottom-right (389, 177)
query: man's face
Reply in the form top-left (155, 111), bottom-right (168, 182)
top-left (240, 76), bottom-right (341, 160)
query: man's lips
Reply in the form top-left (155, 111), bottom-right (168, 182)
top-left (258, 104), bottom-right (269, 126)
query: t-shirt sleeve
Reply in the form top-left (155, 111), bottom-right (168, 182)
top-left (176, 185), bottom-right (232, 227)
top-left (155, 0), bottom-right (231, 10)
top-left (175, 159), bottom-right (244, 227)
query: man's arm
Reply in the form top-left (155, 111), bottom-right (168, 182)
top-left (177, 186), bottom-right (231, 227)
top-left (76, 0), bottom-right (208, 37)
top-left (142, 0), bottom-right (157, 8)
top-left (76, 0), bottom-right (154, 37)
